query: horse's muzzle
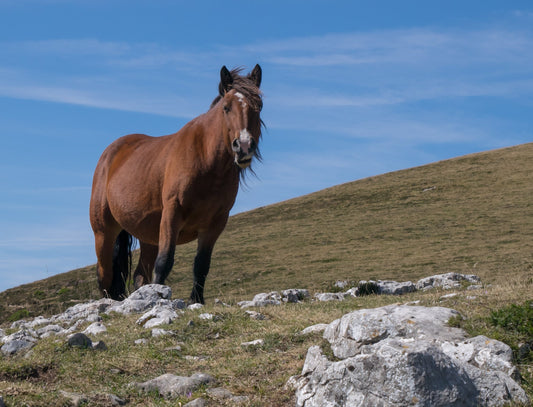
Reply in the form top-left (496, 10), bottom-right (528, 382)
top-left (232, 137), bottom-right (256, 169)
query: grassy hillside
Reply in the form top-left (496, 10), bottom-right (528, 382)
top-left (2, 142), bottom-right (532, 323)
top-left (1, 142), bottom-right (533, 406)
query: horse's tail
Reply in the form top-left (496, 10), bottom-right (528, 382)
top-left (111, 230), bottom-right (135, 300)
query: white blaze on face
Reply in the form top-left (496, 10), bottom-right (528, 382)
top-left (235, 92), bottom-right (252, 154)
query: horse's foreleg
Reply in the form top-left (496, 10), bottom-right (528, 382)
top-left (190, 244), bottom-right (214, 304)
top-left (190, 222), bottom-right (226, 304)
top-left (153, 245), bottom-right (175, 285)
top-left (134, 241), bottom-right (158, 289)
top-left (153, 205), bottom-right (180, 285)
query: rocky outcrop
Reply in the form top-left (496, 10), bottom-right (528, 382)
top-left (291, 305), bottom-right (529, 407)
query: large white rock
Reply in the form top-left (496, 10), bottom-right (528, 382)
top-left (291, 305), bottom-right (529, 407)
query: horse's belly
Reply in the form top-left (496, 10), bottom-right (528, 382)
top-left (108, 193), bottom-right (227, 247)
top-left (109, 201), bottom-right (162, 245)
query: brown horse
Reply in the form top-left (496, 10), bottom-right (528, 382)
top-left (89, 65), bottom-right (263, 303)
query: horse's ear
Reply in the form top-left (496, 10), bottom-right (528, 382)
top-left (249, 64), bottom-right (262, 88)
top-left (219, 66), bottom-right (233, 95)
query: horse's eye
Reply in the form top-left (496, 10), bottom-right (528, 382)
top-left (223, 105), bottom-right (231, 113)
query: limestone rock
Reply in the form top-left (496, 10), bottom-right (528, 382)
top-left (133, 372), bottom-right (214, 399)
top-left (136, 305), bottom-right (180, 328)
top-left (37, 324), bottom-right (66, 338)
top-left (106, 284), bottom-right (172, 315)
top-left (292, 305), bottom-right (529, 407)
top-left (1, 329), bottom-right (37, 355)
top-left (282, 289), bottom-right (310, 303)
top-left (238, 291), bottom-right (282, 308)
top-left (375, 279), bottom-right (417, 295)
top-left (241, 339), bottom-right (264, 347)
top-left (184, 399), bottom-right (207, 407)
top-left (59, 390), bottom-right (88, 406)
top-left (83, 322), bottom-right (107, 335)
top-left (1, 339), bottom-right (36, 356)
top-left (416, 272), bottom-right (481, 291)
top-left (300, 323), bottom-right (329, 336)
top-left (314, 292), bottom-right (345, 302)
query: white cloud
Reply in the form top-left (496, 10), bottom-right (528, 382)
top-left (1, 24), bottom-right (531, 119)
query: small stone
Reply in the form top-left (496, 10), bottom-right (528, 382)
top-left (184, 398), bottom-right (207, 407)
top-left (67, 333), bottom-right (93, 349)
top-left (334, 281), bottom-right (348, 289)
top-left (60, 390), bottom-right (88, 406)
top-left (238, 292), bottom-right (282, 308)
top-left (164, 344), bottom-right (182, 352)
top-left (83, 322), bottom-right (107, 335)
top-left (207, 387), bottom-right (233, 399)
top-left (282, 289), bottom-right (310, 303)
top-left (241, 339), bottom-right (264, 347)
top-left (214, 298), bottom-right (231, 307)
top-left (133, 372), bottom-right (214, 399)
top-left (188, 303), bottom-right (204, 310)
top-left (245, 311), bottom-right (266, 320)
top-left (37, 324), bottom-right (66, 338)
top-left (198, 313), bottom-right (214, 320)
top-left (108, 394), bottom-right (127, 406)
top-left (151, 328), bottom-right (173, 337)
top-left (136, 305), bottom-right (180, 328)
top-left (300, 323), bottom-right (329, 335)
top-left (314, 292), bottom-right (345, 302)
top-left (172, 299), bottom-right (187, 309)
top-left (92, 340), bottom-right (107, 350)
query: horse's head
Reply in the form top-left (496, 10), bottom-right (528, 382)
top-left (217, 65), bottom-right (263, 169)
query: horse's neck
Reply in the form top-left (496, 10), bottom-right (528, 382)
top-left (182, 107), bottom-right (235, 173)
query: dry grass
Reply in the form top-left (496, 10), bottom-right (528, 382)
top-left (1, 142), bottom-right (533, 405)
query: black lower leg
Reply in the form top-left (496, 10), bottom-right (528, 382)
top-left (153, 246), bottom-right (175, 285)
top-left (190, 247), bottom-right (213, 304)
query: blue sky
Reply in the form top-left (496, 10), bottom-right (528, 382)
top-left (1, 1), bottom-right (532, 292)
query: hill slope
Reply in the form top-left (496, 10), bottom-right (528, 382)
top-left (2, 142), bottom-right (533, 324)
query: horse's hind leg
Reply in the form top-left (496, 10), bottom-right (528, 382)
top-left (94, 228), bottom-right (120, 298)
top-left (134, 241), bottom-right (158, 290)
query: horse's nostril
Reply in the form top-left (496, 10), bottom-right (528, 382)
top-left (232, 138), bottom-right (240, 152)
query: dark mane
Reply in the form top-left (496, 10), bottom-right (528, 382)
top-left (210, 67), bottom-right (263, 112)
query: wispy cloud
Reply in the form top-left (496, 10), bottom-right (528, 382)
top-left (253, 27), bottom-right (533, 68)
top-left (0, 71), bottom-right (199, 118)
top-left (1, 25), bottom-right (532, 117)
